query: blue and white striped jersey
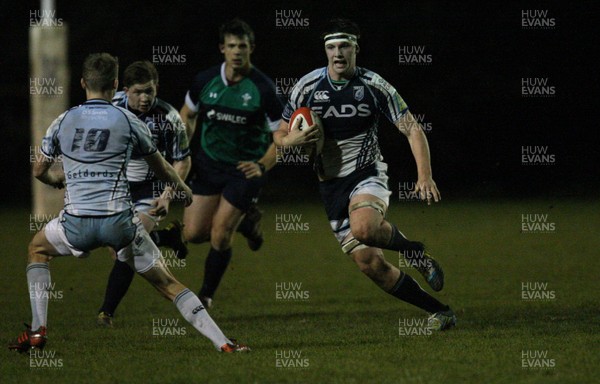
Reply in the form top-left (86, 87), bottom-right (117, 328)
top-left (282, 67), bottom-right (408, 179)
top-left (112, 91), bottom-right (189, 183)
top-left (41, 99), bottom-right (157, 216)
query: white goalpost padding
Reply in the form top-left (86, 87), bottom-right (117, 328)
top-left (30, 0), bottom-right (69, 215)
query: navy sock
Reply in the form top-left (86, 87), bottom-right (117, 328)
top-left (388, 272), bottom-right (448, 314)
top-left (99, 259), bottom-right (135, 316)
top-left (386, 224), bottom-right (424, 256)
top-left (386, 224), bottom-right (411, 250)
top-left (199, 247), bottom-right (232, 298)
top-left (150, 229), bottom-right (168, 247)
top-left (236, 215), bottom-right (254, 237)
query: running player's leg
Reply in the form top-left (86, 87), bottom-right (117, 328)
top-left (349, 245), bottom-right (449, 315)
top-left (348, 193), bottom-right (393, 246)
top-left (139, 264), bottom-right (230, 349)
top-left (10, 216), bottom-right (87, 352)
top-left (183, 152), bottom-right (223, 244)
top-left (182, 194), bottom-right (219, 307)
top-left (144, 195), bottom-right (188, 259)
top-left (26, 230), bottom-right (59, 330)
top-left (348, 192), bottom-right (444, 291)
top-left (197, 196), bottom-right (244, 304)
top-left (97, 247), bottom-right (129, 326)
top-left (210, 197), bottom-right (245, 250)
top-left (121, 225), bottom-right (246, 351)
top-left (150, 220), bottom-right (188, 258)
top-left (236, 202), bottom-right (264, 251)
top-left (183, 194), bottom-right (220, 243)
top-left (341, 175), bottom-right (453, 328)
top-left (348, 192), bottom-right (423, 255)
top-left (234, 167), bottom-right (268, 251)
top-left (345, 162), bottom-right (444, 291)
top-left (183, 192), bottom-right (221, 307)
top-left (97, 207), bottom-right (156, 325)
top-left (348, 193), bottom-right (422, 252)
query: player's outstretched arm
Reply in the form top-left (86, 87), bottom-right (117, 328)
top-left (144, 152), bottom-right (193, 207)
top-left (32, 157), bottom-right (64, 189)
top-left (397, 111), bottom-right (441, 205)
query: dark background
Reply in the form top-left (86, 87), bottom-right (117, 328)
top-left (3, 0), bottom-right (598, 206)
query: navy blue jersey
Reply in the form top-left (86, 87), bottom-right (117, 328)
top-left (283, 67), bottom-right (408, 178)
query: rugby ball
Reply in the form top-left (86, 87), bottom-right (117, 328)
top-left (289, 107), bottom-right (318, 132)
top-left (288, 107), bottom-right (324, 155)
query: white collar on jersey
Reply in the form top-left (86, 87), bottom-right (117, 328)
top-left (220, 62), bottom-right (253, 86)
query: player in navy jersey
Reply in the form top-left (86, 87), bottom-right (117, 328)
top-left (96, 61), bottom-right (191, 326)
top-left (9, 53), bottom-right (249, 353)
top-left (179, 19), bottom-right (283, 308)
top-left (274, 19), bottom-right (456, 330)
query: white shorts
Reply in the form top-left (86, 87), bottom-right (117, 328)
top-left (45, 211), bottom-right (89, 258)
top-left (44, 210), bottom-right (160, 273)
top-left (133, 197), bottom-right (163, 227)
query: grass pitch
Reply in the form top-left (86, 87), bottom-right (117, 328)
top-left (1, 198), bottom-right (599, 383)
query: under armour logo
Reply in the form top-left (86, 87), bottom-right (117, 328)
top-left (209, 92), bottom-right (218, 98)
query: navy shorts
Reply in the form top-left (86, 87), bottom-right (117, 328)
top-left (190, 151), bottom-right (266, 212)
top-left (319, 162), bottom-right (391, 244)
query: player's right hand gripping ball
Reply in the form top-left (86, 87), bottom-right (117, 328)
top-left (289, 107), bottom-right (324, 154)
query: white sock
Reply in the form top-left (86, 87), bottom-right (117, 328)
top-left (174, 289), bottom-right (230, 350)
top-left (27, 263), bottom-right (50, 330)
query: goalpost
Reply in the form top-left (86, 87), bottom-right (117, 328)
top-left (30, 0), bottom-right (69, 216)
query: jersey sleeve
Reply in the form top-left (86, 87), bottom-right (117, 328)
top-left (282, 68), bottom-right (326, 122)
top-left (167, 109), bottom-right (191, 161)
top-left (112, 91), bottom-right (126, 107)
top-left (254, 73), bottom-right (284, 132)
top-left (282, 76), bottom-right (308, 122)
top-left (40, 111), bottom-right (68, 158)
top-left (265, 92), bottom-right (284, 132)
top-left (184, 74), bottom-right (206, 113)
top-left (369, 73), bottom-right (409, 124)
top-left (281, 87), bottom-right (298, 123)
top-left (184, 67), bottom-right (219, 113)
top-left (130, 115), bottom-right (157, 157)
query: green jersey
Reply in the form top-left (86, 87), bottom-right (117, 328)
top-left (185, 63), bottom-right (283, 164)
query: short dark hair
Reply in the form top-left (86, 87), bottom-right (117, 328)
top-left (321, 18), bottom-right (361, 40)
top-left (219, 18), bottom-right (255, 45)
top-left (82, 53), bottom-right (119, 92)
top-left (123, 61), bottom-right (159, 87)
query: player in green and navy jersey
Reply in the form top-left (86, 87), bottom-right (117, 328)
top-left (274, 19), bottom-right (456, 331)
top-left (179, 18), bottom-right (283, 308)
